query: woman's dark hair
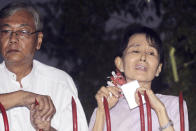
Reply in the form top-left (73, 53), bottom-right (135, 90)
top-left (119, 24), bottom-right (164, 64)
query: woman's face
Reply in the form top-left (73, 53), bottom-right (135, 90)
top-left (116, 33), bottom-right (162, 83)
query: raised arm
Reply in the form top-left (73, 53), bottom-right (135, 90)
top-left (135, 88), bottom-right (174, 131)
top-left (92, 86), bottom-right (121, 131)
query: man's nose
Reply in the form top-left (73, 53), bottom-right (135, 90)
top-left (9, 32), bottom-right (19, 44)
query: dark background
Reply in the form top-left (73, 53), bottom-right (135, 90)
top-left (0, 0), bottom-right (196, 130)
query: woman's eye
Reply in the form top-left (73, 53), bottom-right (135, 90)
top-left (132, 50), bottom-right (139, 53)
top-left (147, 52), bottom-right (155, 55)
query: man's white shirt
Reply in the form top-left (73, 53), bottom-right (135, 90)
top-left (0, 60), bottom-right (88, 131)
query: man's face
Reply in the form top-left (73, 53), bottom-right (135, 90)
top-left (0, 9), bottom-right (42, 65)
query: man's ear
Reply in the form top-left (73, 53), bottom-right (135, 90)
top-left (36, 32), bottom-right (43, 50)
top-left (155, 63), bottom-right (162, 77)
top-left (114, 56), bottom-right (124, 72)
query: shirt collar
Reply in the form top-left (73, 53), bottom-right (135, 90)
top-left (3, 61), bottom-right (17, 81)
top-left (3, 61), bottom-right (36, 87)
top-left (21, 61), bottom-right (36, 86)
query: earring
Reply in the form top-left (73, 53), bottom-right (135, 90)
top-left (155, 72), bottom-right (160, 77)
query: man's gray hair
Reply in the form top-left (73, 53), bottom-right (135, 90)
top-left (0, 2), bottom-right (43, 31)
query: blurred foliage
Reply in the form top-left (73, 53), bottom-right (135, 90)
top-left (36, 0), bottom-right (196, 130)
top-left (158, 0), bottom-right (196, 130)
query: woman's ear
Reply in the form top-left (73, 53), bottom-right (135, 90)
top-left (114, 56), bottom-right (124, 72)
top-left (155, 63), bottom-right (162, 77)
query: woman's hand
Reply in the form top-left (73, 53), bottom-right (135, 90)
top-left (135, 87), bottom-right (174, 131)
top-left (95, 86), bottom-right (122, 110)
top-left (135, 87), bottom-right (165, 113)
top-left (93, 86), bottom-right (122, 131)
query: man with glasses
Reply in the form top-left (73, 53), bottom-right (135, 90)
top-left (0, 2), bottom-right (88, 131)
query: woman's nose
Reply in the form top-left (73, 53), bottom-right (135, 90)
top-left (140, 52), bottom-right (146, 62)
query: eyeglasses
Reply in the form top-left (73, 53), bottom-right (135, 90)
top-left (0, 30), bottom-right (39, 39)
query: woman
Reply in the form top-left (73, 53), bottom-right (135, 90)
top-left (89, 25), bottom-right (189, 131)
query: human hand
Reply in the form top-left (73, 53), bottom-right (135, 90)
top-left (22, 91), bottom-right (56, 121)
top-left (135, 87), bottom-right (165, 113)
top-left (95, 86), bottom-right (122, 110)
top-left (30, 105), bottom-right (51, 131)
